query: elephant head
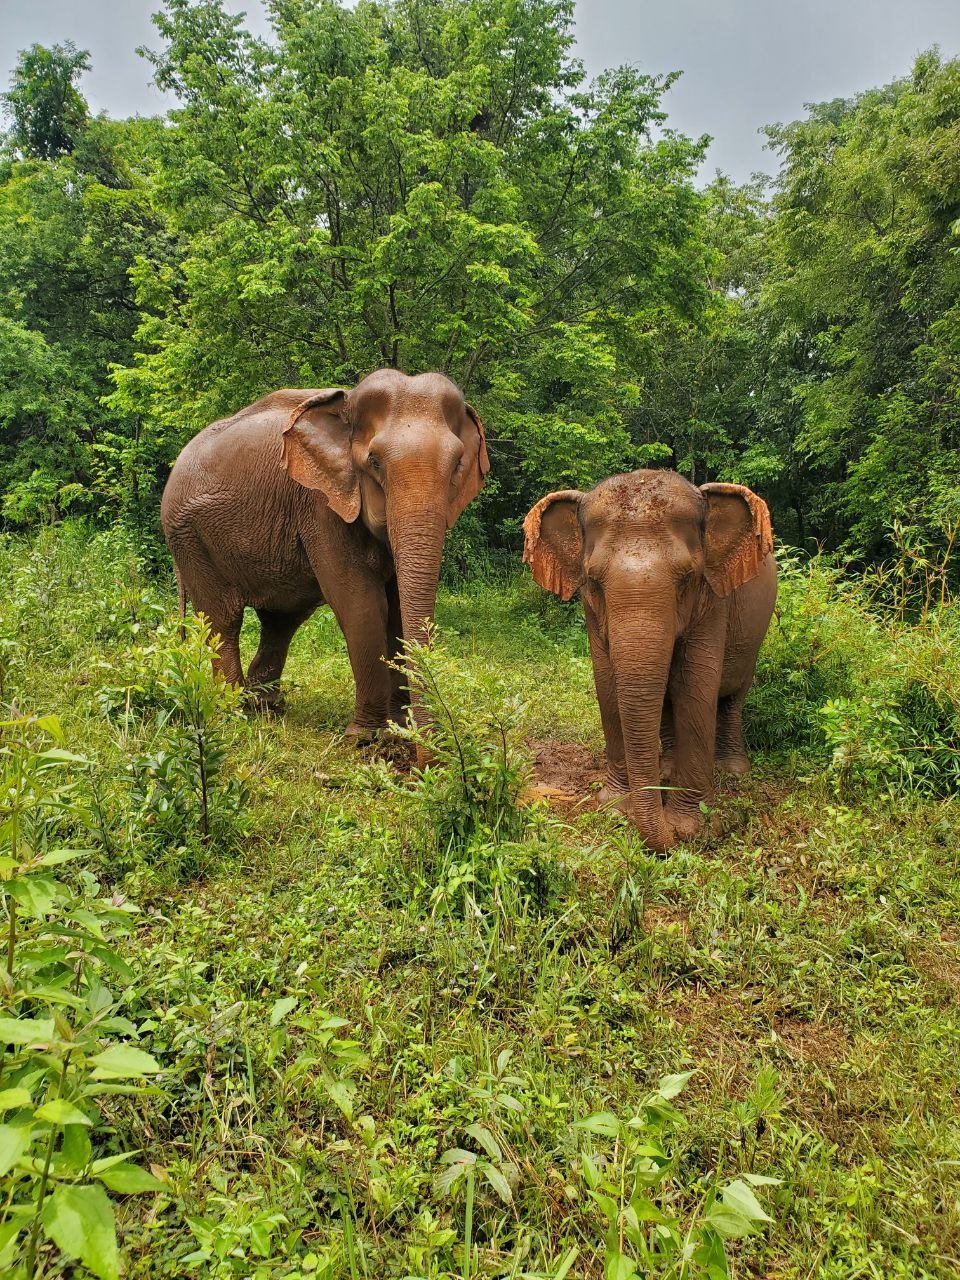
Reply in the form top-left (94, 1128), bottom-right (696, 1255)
top-left (281, 368), bottom-right (489, 687)
top-left (523, 470), bottom-right (773, 851)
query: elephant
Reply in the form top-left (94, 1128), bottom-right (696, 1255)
top-left (522, 470), bottom-right (776, 853)
top-left (160, 368), bottom-right (489, 735)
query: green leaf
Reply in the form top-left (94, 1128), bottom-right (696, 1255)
top-left (0, 1016), bottom-right (55, 1045)
top-left (34, 714), bottom-right (65, 744)
top-left (581, 1153), bottom-right (601, 1189)
top-left (630, 1193), bottom-right (670, 1223)
top-left (270, 995), bottom-right (298, 1026)
top-left (482, 1162), bottom-right (513, 1204)
top-left (703, 1204), bottom-right (757, 1240)
top-left (7, 873), bottom-right (66, 916)
top-left (720, 1178), bottom-right (773, 1224)
top-left (36, 747), bottom-right (88, 765)
top-left (574, 1111), bottom-right (620, 1138)
top-left (655, 1070), bottom-right (694, 1100)
top-left (321, 1076), bottom-right (354, 1121)
top-left (42, 1183), bottom-right (118, 1280)
top-left (606, 1252), bottom-right (637, 1280)
top-left (0, 1219), bottom-right (21, 1268)
top-left (0, 1087), bottom-right (32, 1111)
top-left (552, 1245), bottom-right (580, 1280)
top-left (38, 848), bottom-right (89, 866)
top-left (465, 1122), bottom-right (501, 1161)
top-left (0, 1123), bottom-right (32, 1176)
top-left (95, 1162), bottom-right (166, 1193)
top-left (692, 1227), bottom-right (730, 1278)
top-left (61, 1124), bottom-right (92, 1172)
top-left (88, 1044), bottom-right (160, 1079)
top-left (35, 1099), bottom-right (92, 1126)
top-left (433, 1149), bottom-right (476, 1196)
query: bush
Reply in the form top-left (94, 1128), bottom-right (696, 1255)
top-left (102, 616), bottom-right (250, 876)
top-left (399, 626), bottom-right (532, 854)
top-left (388, 628), bottom-right (574, 922)
top-left (747, 553), bottom-right (960, 797)
top-left (0, 714), bottom-right (165, 1279)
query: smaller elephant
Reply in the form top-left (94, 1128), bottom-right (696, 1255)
top-left (523, 470), bottom-right (777, 852)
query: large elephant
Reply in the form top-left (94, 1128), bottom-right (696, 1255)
top-left (161, 369), bottom-right (489, 734)
top-left (523, 470), bottom-right (776, 852)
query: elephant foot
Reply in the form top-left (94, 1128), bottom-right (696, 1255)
top-left (245, 686), bottom-right (286, 716)
top-left (598, 783), bottom-right (629, 811)
top-left (716, 752), bottom-right (751, 777)
top-left (664, 803), bottom-right (703, 844)
top-left (344, 721), bottom-right (384, 746)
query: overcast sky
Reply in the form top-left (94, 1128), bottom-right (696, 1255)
top-left (3, 0), bottom-right (960, 182)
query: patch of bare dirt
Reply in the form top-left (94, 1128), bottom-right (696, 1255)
top-left (523, 738), bottom-right (607, 816)
top-left (657, 990), bottom-right (849, 1066)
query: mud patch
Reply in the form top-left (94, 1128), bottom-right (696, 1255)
top-left (524, 738), bottom-right (607, 815)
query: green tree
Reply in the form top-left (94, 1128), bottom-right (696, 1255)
top-left (112, 0), bottom-right (706, 549)
top-left (0, 56), bottom-right (168, 526)
top-left (758, 51), bottom-right (960, 554)
top-left (3, 41), bottom-right (90, 161)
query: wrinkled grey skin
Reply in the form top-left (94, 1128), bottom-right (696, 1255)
top-left (523, 470), bottom-right (777, 852)
top-left (161, 369), bottom-right (489, 734)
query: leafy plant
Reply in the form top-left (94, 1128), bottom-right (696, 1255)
top-left (119, 616), bottom-right (250, 874)
top-left (397, 625), bottom-right (532, 854)
top-left (0, 714), bottom-right (165, 1279)
top-left (572, 1072), bottom-right (778, 1279)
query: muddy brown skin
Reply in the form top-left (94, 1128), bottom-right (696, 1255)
top-left (161, 369), bottom-right (489, 733)
top-left (523, 470), bottom-right (777, 853)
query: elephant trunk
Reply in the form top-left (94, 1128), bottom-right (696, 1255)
top-left (607, 596), bottom-right (677, 853)
top-left (388, 500), bottom-right (448, 725)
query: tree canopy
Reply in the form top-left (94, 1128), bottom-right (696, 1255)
top-left (0, 2), bottom-right (958, 563)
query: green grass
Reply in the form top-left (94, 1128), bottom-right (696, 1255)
top-left (2, 524), bottom-right (960, 1278)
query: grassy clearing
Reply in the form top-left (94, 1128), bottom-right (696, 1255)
top-left (2, 525), bottom-right (960, 1279)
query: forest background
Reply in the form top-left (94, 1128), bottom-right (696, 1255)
top-left (2, 0), bottom-right (959, 570)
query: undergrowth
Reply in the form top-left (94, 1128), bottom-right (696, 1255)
top-left (0, 522), bottom-right (958, 1278)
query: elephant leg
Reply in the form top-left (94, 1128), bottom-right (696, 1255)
top-left (664, 629), bottom-right (723, 842)
top-left (659, 698), bottom-right (676, 782)
top-left (385, 576), bottom-right (409, 722)
top-left (584, 599), bottom-right (628, 801)
top-left (716, 690), bottom-right (751, 775)
top-left (247, 607), bottom-right (315, 711)
top-left (324, 576), bottom-right (393, 739)
top-left (176, 559), bottom-right (245, 687)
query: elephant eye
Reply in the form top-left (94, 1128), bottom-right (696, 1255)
top-left (367, 453), bottom-right (382, 474)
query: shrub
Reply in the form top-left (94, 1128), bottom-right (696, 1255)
top-left (0, 714), bottom-right (165, 1280)
top-left (571, 1072), bottom-right (778, 1279)
top-left (745, 554), bottom-right (869, 752)
top-left (747, 553), bottom-right (960, 798)
top-left (103, 616), bottom-right (250, 875)
top-left (398, 626), bottom-right (532, 853)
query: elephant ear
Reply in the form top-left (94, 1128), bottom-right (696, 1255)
top-left (701, 482), bottom-right (774, 598)
top-left (282, 389), bottom-right (360, 522)
top-left (522, 491), bottom-right (584, 601)
top-left (447, 402), bottom-right (491, 528)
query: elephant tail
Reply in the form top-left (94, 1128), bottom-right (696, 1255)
top-left (175, 566), bottom-right (186, 640)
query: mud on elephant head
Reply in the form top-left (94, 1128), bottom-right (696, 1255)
top-left (522, 470), bottom-right (777, 853)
